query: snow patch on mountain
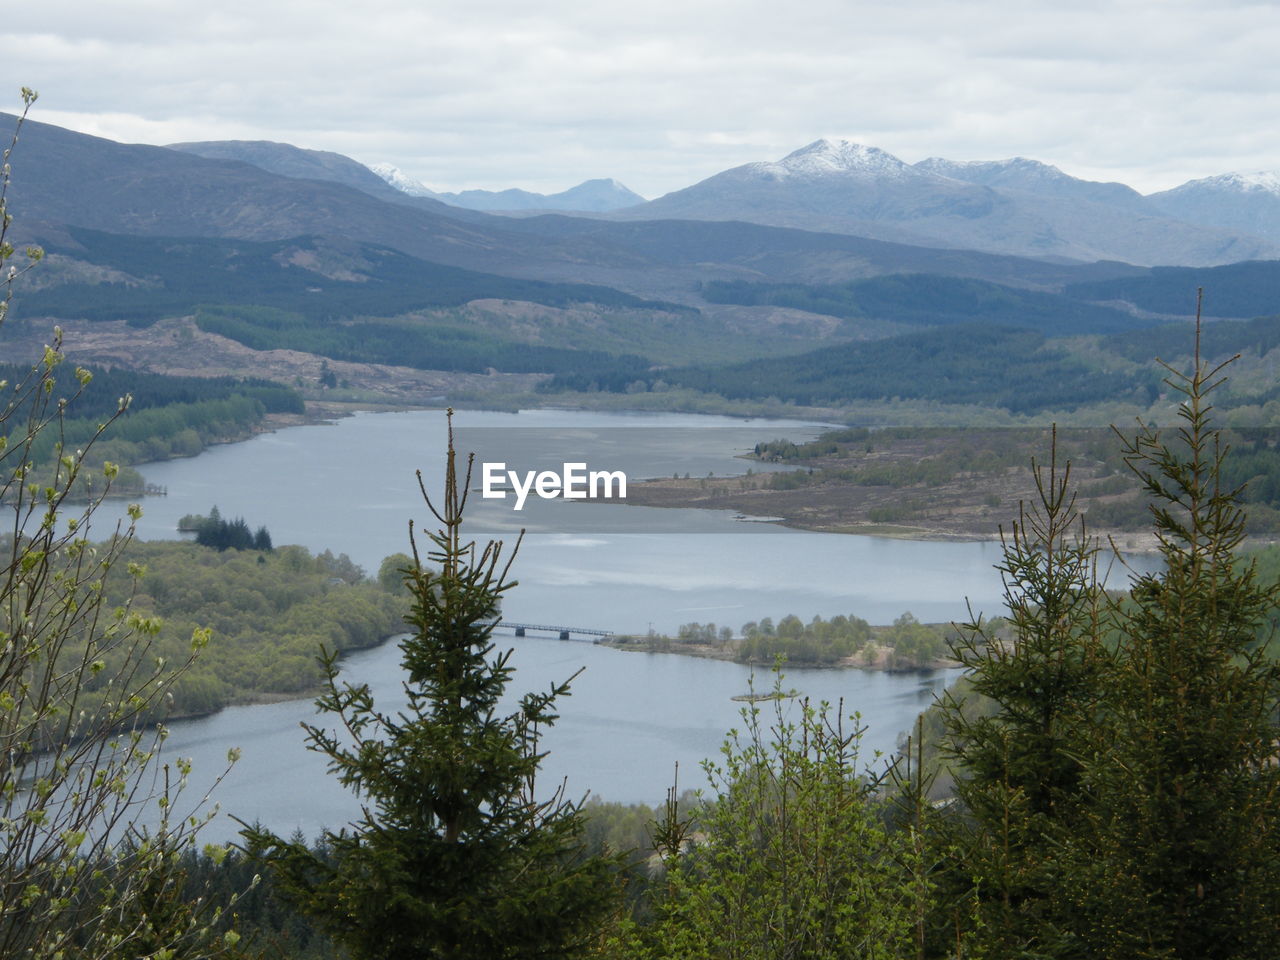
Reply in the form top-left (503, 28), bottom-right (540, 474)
top-left (748, 139), bottom-right (914, 181)
top-left (918, 156), bottom-right (1067, 182)
top-left (369, 163), bottom-right (438, 198)
top-left (1178, 171), bottom-right (1280, 197)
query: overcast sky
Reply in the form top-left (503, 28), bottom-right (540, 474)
top-left (6, 0), bottom-right (1279, 199)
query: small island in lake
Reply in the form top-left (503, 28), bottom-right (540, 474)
top-left (602, 610), bottom-right (978, 671)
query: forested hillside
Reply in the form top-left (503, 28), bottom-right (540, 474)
top-left (1, 360), bottom-right (304, 487)
top-left (546, 323), bottom-right (1161, 414)
top-left (16, 227), bottom-right (674, 324)
top-left (101, 540), bottom-right (409, 717)
top-left (701, 273), bottom-right (1148, 334)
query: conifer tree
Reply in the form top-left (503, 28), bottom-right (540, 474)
top-left (940, 432), bottom-right (1107, 957)
top-left (1067, 316), bottom-right (1280, 959)
top-left (243, 413), bottom-right (618, 960)
top-left (943, 307), bottom-right (1280, 959)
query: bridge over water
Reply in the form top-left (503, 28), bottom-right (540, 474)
top-left (491, 621), bottom-right (614, 641)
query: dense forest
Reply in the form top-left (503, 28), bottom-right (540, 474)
top-left (702, 263), bottom-right (1280, 331)
top-left (701, 272), bottom-right (1147, 334)
top-left (1104, 312), bottom-right (1280, 362)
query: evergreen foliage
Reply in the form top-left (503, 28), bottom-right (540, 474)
top-left (0, 361), bottom-right (303, 480)
top-left (193, 305), bottom-right (653, 378)
top-left (189, 506), bottom-right (272, 552)
top-left (1105, 313), bottom-right (1280, 364)
top-left (942, 310), bottom-right (1280, 959)
top-left (1067, 260), bottom-right (1280, 318)
top-left (243, 414), bottom-right (619, 959)
top-left (1067, 327), bottom-right (1280, 958)
top-left (940, 432), bottom-right (1108, 955)
top-left (0, 362), bottom-right (303, 422)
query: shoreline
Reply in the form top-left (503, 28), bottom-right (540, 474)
top-left (30, 314), bottom-right (1206, 554)
top-left (111, 393), bottom-right (1273, 557)
top-left (252, 405), bottom-right (1183, 554)
top-left (162, 629), bottom-right (409, 724)
top-left (172, 622), bottom-right (960, 729)
top-left (619, 474), bottom-right (1175, 554)
top-left (171, 406), bottom-right (1196, 555)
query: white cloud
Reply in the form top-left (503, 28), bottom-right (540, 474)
top-left (4, 0), bottom-right (1279, 196)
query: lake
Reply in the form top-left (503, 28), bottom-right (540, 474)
top-left (91, 408), bottom-right (1155, 842)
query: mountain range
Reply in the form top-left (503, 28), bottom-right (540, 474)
top-left (173, 133), bottom-right (1280, 266)
top-left (1148, 172), bottom-right (1280, 244)
top-left (3, 110), bottom-right (1280, 409)
top-left (622, 139), bottom-right (1278, 266)
top-left (0, 113), bottom-right (1144, 302)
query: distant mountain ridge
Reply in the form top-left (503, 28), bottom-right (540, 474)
top-left (8, 111), bottom-right (1280, 324)
top-left (159, 130), bottom-right (1280, 266)
top-left (369, 164), bottom-right (645, 213)
top-left (625, 138), bottom-right (1279, 267)
top-left (1149, 172), bottom-right (1280, 243)
top-left (0, 112), bottom-right (662, 287)
top-left (168, 139), bottom-right (403, 200)
top-left (6, 113), bottom-right (1148, 304)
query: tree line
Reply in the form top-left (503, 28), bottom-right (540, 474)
top-left (85, 539), bottom-right (410, 717)
top-left (181, 505), bottom-right (274, 552)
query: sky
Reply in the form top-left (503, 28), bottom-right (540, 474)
top-left (5, 0), bottom-right (1280, 200)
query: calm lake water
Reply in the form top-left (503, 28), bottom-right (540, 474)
top-left (91, 409), bottom-right (1156, 842)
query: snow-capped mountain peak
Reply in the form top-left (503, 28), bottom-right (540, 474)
top-left (918, 156), bottom-right (1064, 180)
top-left (754, 139), bottom-right (912, 180)
top-left (1194, 170), bottom-right (1280, 197)
top-left (368, 163), bottom-right (438, 198)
